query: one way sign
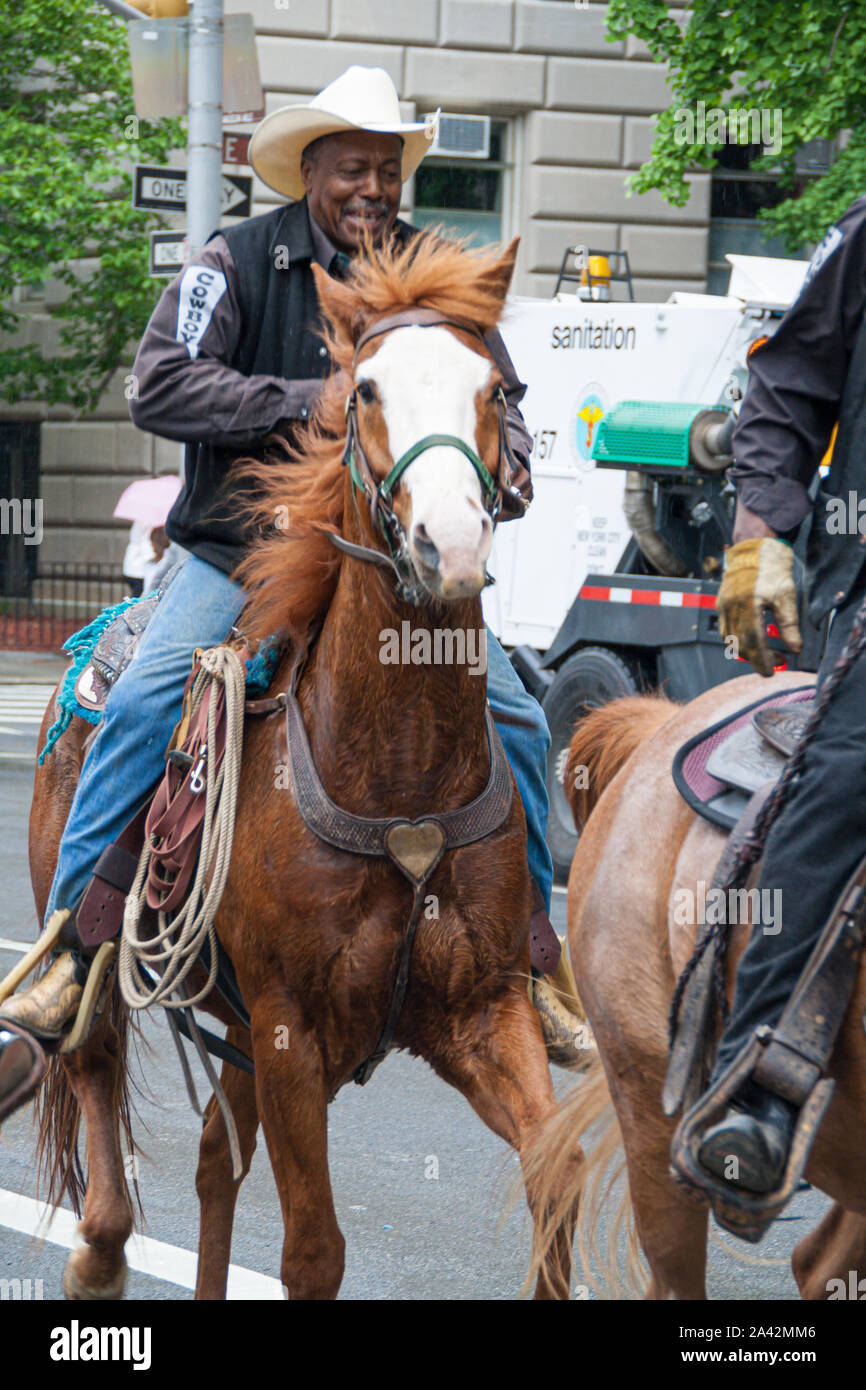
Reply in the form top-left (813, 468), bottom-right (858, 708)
top-left (133, 165), bottom-right (252, 219)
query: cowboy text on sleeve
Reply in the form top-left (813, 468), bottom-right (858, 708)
top-left (729, 196), bottom-right (866, 534)
top-left (128, 237), bottom-right (322, 448)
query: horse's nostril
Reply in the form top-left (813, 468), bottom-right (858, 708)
top-left (412, 524), bottom-right (440, 570)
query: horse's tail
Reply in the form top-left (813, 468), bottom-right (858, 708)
top-left (565, 693), bottom-right (676, 830)
top-left (35, 979), bottom-right (140, 1218)
top-left (525, 1052), bottom-right (646, 1298)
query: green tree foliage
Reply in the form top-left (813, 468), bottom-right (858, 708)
top-left (0, 0), bottom-right (184, 409)
top-left (606, 0), bottom-right (866, 250)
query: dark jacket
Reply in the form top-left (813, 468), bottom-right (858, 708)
top-left (728, 195), bottom-right (866, 623)
top-left (129, 198), bottom-right (533, 575)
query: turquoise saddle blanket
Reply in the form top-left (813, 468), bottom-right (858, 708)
top-left (39, 583), bottom-right (280, 765)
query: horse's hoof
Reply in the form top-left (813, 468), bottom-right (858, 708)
top-left (63, 1248), bottom-right (127, 1301)
top-left (532, 976), bottom-right (595, 1070)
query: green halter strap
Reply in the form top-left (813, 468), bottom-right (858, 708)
top-left (380, 433), bottom-right (498, 507)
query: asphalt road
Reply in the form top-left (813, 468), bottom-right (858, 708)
top-left (0, 684), bottom-right (829, 1302)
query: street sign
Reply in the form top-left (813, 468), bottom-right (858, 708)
top-left (135, 164), bottom-right (186, 212)
top-left (149, 229), bottom-right (188, 277)
top-left (223, 108), bottom-right (264, 123)
top-left (127, 13), bottom-right (263, 120)
top-left (218, 173), bottom-right (252, 216)
top-left (134, 164), bottom-right (252, 218)
top-left (222, 132), bottom-right (251, 165)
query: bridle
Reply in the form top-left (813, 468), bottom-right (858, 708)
top-left (330, 306), bottom-right (527, 603)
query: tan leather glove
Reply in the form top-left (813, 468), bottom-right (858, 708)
top-left (717, 538), bottom-right (802, 677)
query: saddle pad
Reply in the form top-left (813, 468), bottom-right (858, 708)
top-left (672, 685), bottom-right (815, 831)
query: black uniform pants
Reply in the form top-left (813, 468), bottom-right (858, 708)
top-left (714, 576), bottom-right (866, 1078)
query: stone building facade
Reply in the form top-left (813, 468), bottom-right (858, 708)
top-left (5, 0), bottom-right (709, 571)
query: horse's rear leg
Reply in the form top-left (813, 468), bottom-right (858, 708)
top-left (59, 1010), bottom-right (133, 1300)
top-left (603, 1062), bottom-right (709, 1300)
top-left (250, 990), bottom-right (345, 1300)
top-left (195, 1028), bottom-right (260, 1300)
top-left (431, 984), bottom-right (582, 1300)
top-left (793, 1204), bottom-right (866, 1300)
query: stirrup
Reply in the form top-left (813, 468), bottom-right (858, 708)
top-left (59, 942), bottom-right (117, 1054)
top-left (669, 1031), bottom-right (833, 1243)
top-left (0, 1023), bottom-right (47, 1124)
top-left (532, 941), bottom-right (593, 1072)
top-left (0, 909), bottom-right (69, 1007)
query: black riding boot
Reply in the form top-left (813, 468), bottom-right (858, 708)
top-left (698, 1081), bottom-right (797, 1193)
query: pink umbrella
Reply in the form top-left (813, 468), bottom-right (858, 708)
top-left (113, 475), bottom-right (182, 530)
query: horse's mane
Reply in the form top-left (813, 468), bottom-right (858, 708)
top-left (234, 231), bottom-right (513, 643)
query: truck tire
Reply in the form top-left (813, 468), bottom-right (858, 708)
top-left (542, 646), bottom-right (640, 883)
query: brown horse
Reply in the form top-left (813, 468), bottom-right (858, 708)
top-left (27, 232), bottom-right (581, 1300)
top-left (525, 670), bottom-right (866, 1299)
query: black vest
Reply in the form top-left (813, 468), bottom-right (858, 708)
top-left (165, 199), bottom-right (415, 573)
top-left (806, 308), bottom-right (866, 623)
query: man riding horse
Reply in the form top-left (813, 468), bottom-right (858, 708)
top-left (688, 195), bottom-right (866, 1203)
top-left (0, 66), bottom-right (582, 1120)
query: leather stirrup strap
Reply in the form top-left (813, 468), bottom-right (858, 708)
top-left (752, 855), bottom-right (866, 1105)
top-left (670, 848), bottom-right (866, 1242)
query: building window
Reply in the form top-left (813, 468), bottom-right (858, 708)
top-left (0, 423), bottom-right (40, 599)
top-left (708, 141), bottom-right (831, 293)
top-left (412, 119), bottom-right (510, 246)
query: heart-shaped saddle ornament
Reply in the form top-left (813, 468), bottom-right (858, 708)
top-left (384, 820), bottom-right (445, 882)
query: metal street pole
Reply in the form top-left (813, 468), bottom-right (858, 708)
top-left (186, 0), bottom-right (224, 257)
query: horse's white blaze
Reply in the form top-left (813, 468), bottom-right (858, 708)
top-left (358, 326), bottom-right (494, 598)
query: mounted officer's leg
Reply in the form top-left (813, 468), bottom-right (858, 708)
top-left (697, 584), bottom-right (866, 1197)
top-left (0, 556), bottom-right (247, 1120)
top-left (484, 627), bottom-right (585, 1064)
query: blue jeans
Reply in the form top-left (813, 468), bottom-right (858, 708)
top-left (48, 558), bottom-right (553, 918)
top-left (484, 627), bottom-right (554, 911)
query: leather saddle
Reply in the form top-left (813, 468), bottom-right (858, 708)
top-left (73, 593), bottom-right (159, 714)
top-left (72, 563), bottom-right (187, 717)
top-left (672, 684), bottom-right (816, 832)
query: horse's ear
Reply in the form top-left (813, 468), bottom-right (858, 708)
top-left (478, 236), bottom-right (520, 308)
top-left (311, 261), bottom-right (362, 338)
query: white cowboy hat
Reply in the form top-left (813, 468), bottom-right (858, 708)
top-left (249, 66), bottom-right (440, 201)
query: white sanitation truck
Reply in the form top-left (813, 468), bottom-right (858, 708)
top-left (487, 251), bottom-right (821, 879)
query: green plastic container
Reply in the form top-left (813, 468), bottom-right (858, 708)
top-left (591, 401), bottom-right (728, 470)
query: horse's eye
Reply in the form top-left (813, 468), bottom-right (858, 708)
top-left (357, 379), bottom-right (377, 405)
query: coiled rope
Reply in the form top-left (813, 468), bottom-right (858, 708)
top-left (119, 644), bottom-right (246, 1010)
top-left (118, 644), bottom-right (248, 1177)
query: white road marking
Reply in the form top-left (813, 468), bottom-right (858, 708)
top-left (0, 930), bottom-right (282, 1298)
top-left (0, 934), bottom-right (31, 956)
top-left (0, 685), bottom-right (54, 726)
top-left (0, 1189), bottom-right (284, 1300)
